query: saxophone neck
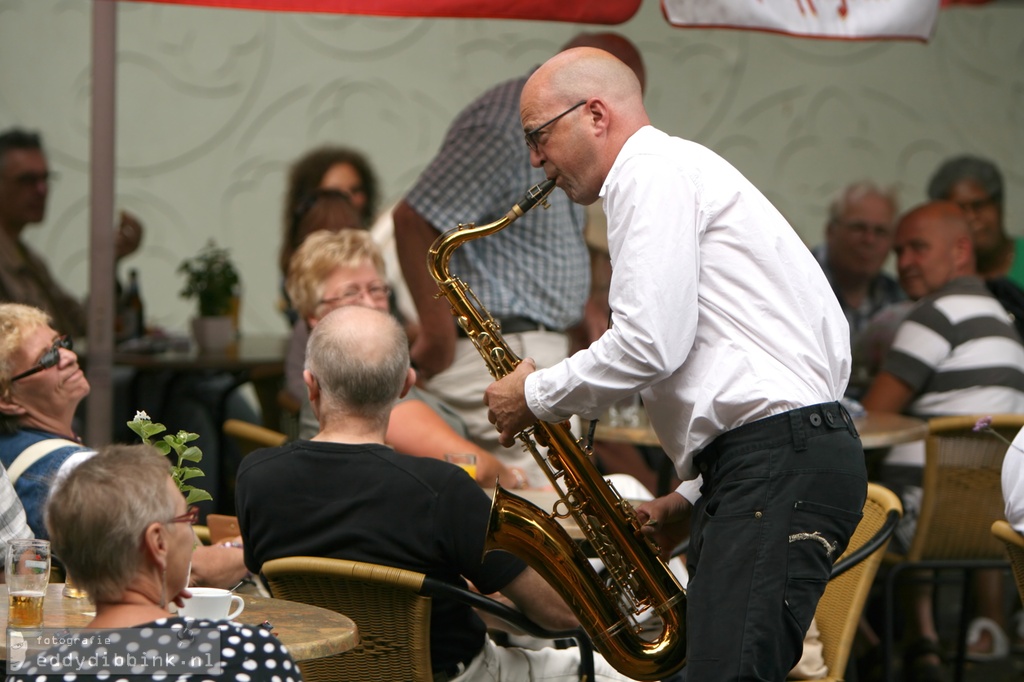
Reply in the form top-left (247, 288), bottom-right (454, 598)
top-left (427, 179), bottom-right (556, 284)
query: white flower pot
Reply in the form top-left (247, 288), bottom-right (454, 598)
top-left (191, 316), bottom-right (235, 353)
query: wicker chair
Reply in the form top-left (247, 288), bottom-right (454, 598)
top-left (812, 482), bottom-right (902, 682)
top-left (261, 556), bottom-right (595, 682)
top-left (193, 524), bottom-right (212, 546)
top-left (991, 519), bottom-right (1024, 607)
top-left (881, 414), bottom-right (1024, 682)
top-left (223, 418), bottom-right (287, 455)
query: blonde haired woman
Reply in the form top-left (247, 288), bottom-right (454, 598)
top-left (285, 230), bottom-right (529, 489)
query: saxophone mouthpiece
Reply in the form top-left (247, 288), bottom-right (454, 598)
top-left (519, 179), bottom-right (557, 213)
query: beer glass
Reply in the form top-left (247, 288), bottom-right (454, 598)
top-left (6, 539), bottom-right (50, 629)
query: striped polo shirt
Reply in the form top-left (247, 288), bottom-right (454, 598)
top-left (883, 275), bottom-right (1024, 418)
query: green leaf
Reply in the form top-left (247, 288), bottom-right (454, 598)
top-left (177, 467), bottom-right (206, 482)
top-left (179, 446), bottom-right (203, 463)
top-left (185, 488), bottom-right (214, 505)
top-left (128, 409), bottom-right (212, 505)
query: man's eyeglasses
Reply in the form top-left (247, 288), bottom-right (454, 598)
top-left (10, 335), bottom-right (72, 383)
top-left (524, 100), bottom-right (587, 152)
top-left (955, 197), bottom-right (998, 215)
top-left (319, 282), bottom-right (391, 308)
top-left (836, 220), bottom-right (893, 240)
top-left (168, 506), bottom-right (200, 525)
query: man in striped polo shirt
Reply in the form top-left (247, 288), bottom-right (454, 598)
top-left (862, 200), bottom-right (1024, 675)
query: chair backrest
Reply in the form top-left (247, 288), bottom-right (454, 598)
top-left (223, 418), bottom-right (288, 457)
top-left (261, 556), bottom-right (433, 682)
top-left (909, 414), bottom-right (1024, 562)
top-left (991, 519), bottom-right (1024, 608)
top-left (206, 514), bottom-right (240, 545)
top-left (814, 482), bottom-right (903, 680)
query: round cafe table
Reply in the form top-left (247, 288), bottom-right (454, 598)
top-left (0, 584), bottom-right (358, 662)
top-left (594, 410), bottom-right (928, 451)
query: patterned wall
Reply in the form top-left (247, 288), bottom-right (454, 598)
top-left (1, 0), bottom-right (1021, 335)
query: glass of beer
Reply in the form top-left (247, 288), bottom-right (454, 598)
top-left (444, 453), bottom-right (477, 480)
top-left (6, 539), bottom-right (50, 629)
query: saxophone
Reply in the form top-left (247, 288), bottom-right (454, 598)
top-left (427, 179), bottom-right (686, 680)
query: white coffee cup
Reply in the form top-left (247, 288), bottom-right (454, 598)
top-left (178, 587), bottom-right (245, 621)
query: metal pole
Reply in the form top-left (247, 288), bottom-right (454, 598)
top-left (85, 0), bottom-right (117, 446)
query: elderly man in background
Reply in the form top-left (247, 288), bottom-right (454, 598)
top-left (861, 200), bottom-right (1024, 676)
top-left (0, 128), bottom-right (142, 337)
top-left (811, 181), bottom-right (904, 342)
top-left (237, 305), bottom-right (634, 681)
top-left (0, 303), bottom-right (247, 590)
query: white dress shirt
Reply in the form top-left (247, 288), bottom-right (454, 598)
top-left (524, 127), bottom-right (850, 490)
top-left (1003, 427), bottom-right (1024, 534)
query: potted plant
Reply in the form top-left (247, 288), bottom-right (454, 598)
top-left (178, 240), bottom-right (240, 352)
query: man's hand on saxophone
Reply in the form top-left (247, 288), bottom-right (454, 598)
top-left (484, 357), bottom-right (538, 447)
top-left (636, 492), bottom-right (692, 562)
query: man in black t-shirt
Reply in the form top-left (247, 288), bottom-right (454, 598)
top-left (236, 306), bottom-right (632, 682)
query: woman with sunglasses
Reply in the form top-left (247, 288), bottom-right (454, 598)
top-left (0, 303), bottom-right (92, 537)
top-left (0, 303), bottom-right (248, 591)
top-left (8, 444), bottom-right (300, 682)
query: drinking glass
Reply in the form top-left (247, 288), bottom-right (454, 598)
top-left (6, 539), bottom-right (50, 629)
top-left (444, 453), bottom-right (477, 479)
top-left (62, 571), bottom-right (88, 600)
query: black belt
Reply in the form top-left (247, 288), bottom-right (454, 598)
top-left (455, 315), bottom-right (549, 338)
top-left (694, 402), bottom-right (859, 475)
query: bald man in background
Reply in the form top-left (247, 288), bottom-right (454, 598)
top-left (861, 201), bottom-right (1024, 676)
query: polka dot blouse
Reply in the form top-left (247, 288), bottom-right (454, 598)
top-left (6, 617), bottom-right (301, 681)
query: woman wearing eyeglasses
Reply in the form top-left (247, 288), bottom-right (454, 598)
top-left (0, 303), bottom-right (92, 537)
top-left (7, 444), bottom-right (300, 682)
top-left (0, 302), bottom-right (249, 591)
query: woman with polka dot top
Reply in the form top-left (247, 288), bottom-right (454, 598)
top-left (6, 445), bottom-right (300, 682)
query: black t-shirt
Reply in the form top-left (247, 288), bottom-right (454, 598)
top-left (235, 440), bottom-right (527, 672)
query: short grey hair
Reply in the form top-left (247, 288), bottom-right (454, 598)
top-left (305, 307), bottom-right (408, 421)
top-left (45, 445), bottom-right (176, 603)
top-left (927, 155), bottom-right (1004, 206)
top-left (827, 181), bottom-right (899, 225)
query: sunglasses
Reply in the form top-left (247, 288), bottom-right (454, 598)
top-left (11, 335), bottom-right (73, 383)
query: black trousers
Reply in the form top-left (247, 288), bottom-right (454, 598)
top-left (684, 402), bottom-right (868, 681)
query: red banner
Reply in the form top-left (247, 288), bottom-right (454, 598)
top-left (661, 0), bottom-right (941, 42)
top-left (117, 0), bottom-right (641, 24)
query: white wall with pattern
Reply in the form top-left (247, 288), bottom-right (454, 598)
top-left (1, 0), bottom-right (1021, 334)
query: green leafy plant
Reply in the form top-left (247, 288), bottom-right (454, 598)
top-left (127, 410), bottom-right (213, 505)
top-left (177, 240), bottom-right (240, 317)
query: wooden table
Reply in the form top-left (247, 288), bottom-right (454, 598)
top-left (0, 584), bottom-right (358, 662)
top-left (106, 334), bottom-right (289, 513)
top-left (594, 410), bottom-right (928, 451)
top-left (113, 334), bottom-right (288, 429)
